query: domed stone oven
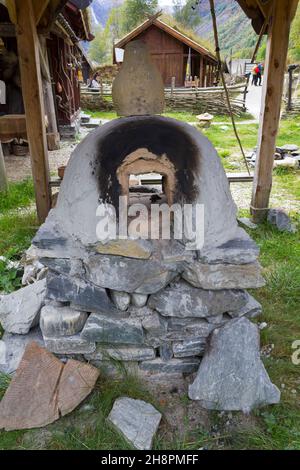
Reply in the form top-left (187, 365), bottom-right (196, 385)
top-left (1, 41), bottom-right (280, 412)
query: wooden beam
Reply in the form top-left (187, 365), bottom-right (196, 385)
top-left (15, 0), bottom-right (51, 222)
top-left (32, 0), bottom-right (51, 25)
top-left (199, 55), bottom-right (204, 88)
top-left (251, 0), bottom-right (297, 223)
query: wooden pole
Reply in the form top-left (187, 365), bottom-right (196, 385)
top-left (15, 0), bottom-right (51, 222)
top-left (251, 0), bottom-right (296, 223)
top-left (0, 143), bottom-right (8, 193)
top-left (199, 56), bottom-right (204, 88)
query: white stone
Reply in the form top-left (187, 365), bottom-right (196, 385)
top-left (0, 279), bottom-right (46, 334)
top-left (131, 293), bottom-right (148, 308)
top-left (110, 290), bottom-right (131, 311)
top-left (108, 398), bottom-right (161, 450)
top-left (0, 328), bottom-right (44, 374)
top-left (44, 335), bottom-right (96, 355)
top-left (40, 305), bottom-right (88, 337)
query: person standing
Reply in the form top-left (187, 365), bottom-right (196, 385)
top-left (257, 63), bottom-right (264, 86)
top-left (252, 64), bottom-right (258, 86)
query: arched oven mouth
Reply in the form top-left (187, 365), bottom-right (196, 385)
top-left (95, 116), bottom-right (201, 211)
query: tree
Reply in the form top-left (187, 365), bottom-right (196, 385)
top-left (289, 5), bottom-right (300, 62)
top-left (173, 0), bottom-right (201, 30)
top-left (121, 0), bottom-right (158, 33)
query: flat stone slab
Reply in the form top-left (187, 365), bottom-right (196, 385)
top-left (0, 342), bottom-right (99, 431)
top-left (44, 335), bottom-right (96, 355)
top-left (148, 280), bottom-right (248, 318)
top-left (228, 293), bottom-right (262, 319)
top-left (198, 231), bottom-right (260, 265)
top-left (81, 313), bottom-right (144, 345)
top-left (238, 218), bottom-right (258, 230)
top-left (46, 272), bottom-right (117, 314)
top-left (140, 358), bottom-right (200, 374)
top-left (172, 337), bottom-right (206, 358)
top-left (188, 318), bottom-right (280, 412)
top-left (94, 239), bottom-right (153, 259)
top-left (85, 345), bottom-right (155, 362)
top-left (0, 328), bottom-right (44, 375)
top-left (40, 305), bottom-right (88, 337)
top-left (0, 279), bottom-right (46, 334)
top-left (85, 254), bottom-right (179, 294)
top-left (183, 261), bottom-right (265, 290)
top-left (108, 398), bottom-right (162, 450)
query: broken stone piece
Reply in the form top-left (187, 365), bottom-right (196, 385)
top-left (140, 358), bottom-right (200, 374)
top-left (0, 328), bottom-right (44, 375)
top-left (0, 342), bottom-right (99, 431)
top-left (108, 397), bottom-right (162, 450)
top-left (267, 209), bottom-right (296, 233)
top-left (228, 293), bottom-right (262, 319)
top-left (95, 239), bottom-right (153, 259)
top-left (0, 279), bottom-right (46, 334)
top-left (172, 337), bottom-right (206, 358)
top-left (188, 318), bottom-right (280, 412)
top-left (40, 305), bottom-right (88, 337)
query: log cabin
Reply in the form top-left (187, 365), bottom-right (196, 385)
top-left (113, 17), bottom-right (218, 88)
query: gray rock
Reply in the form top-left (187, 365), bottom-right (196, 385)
top-left (140, 358), bottom-right (200, 374)
top-left (110, 291), bottom-right (131, 311)
top-left (0, 279), bottom-right (46, 334)
top-left (159, 343), bottom-right (173, 361)
top-left (46, 272), bottom-right (117, 314)
top-left (131, 293), bottom-right (148, 308)
top-left (237, 218), bottom-right (258, 230)
top-left (173, 337), bottom-right (206, 358)
top-left (278, 144), bottom-right (299, 152)
top-left (198, 232), bottom-right (260, 265)
top-left (40, 305), bottom-right (88, 337)
top-left (84, 254), bottom-right (179, 294)
top-left (85, 345), bottom-right (155, 362)
top-left (267, 209), bottom-right (296, 233)
top-left (0, 328), bottom-right (44, 374)
top-left (94, 238), bottom-right (153, 259)
top-left (148, 280), bottom-right (248, 318)
top-left (142, 312), bottom-right (165, 336)
top-left (81, 313), bottom-right (144, 345)
top-left (108, 398), bottom-right (162, 450)
top-left (44, 334), bottom-right (96, 354)
top-left (188, 317), bottom-right (280, 412)
top-left (228, 293), bottom-right (262, 319)
top-left (183, 261), bottom-right (265, 290)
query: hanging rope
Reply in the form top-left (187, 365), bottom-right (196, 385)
top-left (209, 0), bottom-right (251, 175)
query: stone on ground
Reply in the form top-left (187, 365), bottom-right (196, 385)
top-left (0, 342), bottom-right (99, 431)
top-left (188, 317), bottom-right (280, 412)
top-left (267, 209), bottom-right (296, 233)
top-left (108, 397), bottom-right (161, 450)
top-left (0, 279), bottom-right (46, 334)
top-left (0, 328), bottom-right (44, 374)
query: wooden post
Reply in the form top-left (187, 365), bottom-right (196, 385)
top-left (199, 56), bottom-right (204, 88)
top-left (251, 0), bottom-right (297, 223)
top-left (0, 143), bottom-right (8, 193)
top-left (15, 0), bottom-right (51, 222)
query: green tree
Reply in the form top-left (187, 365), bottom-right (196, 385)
top-left (289, 5), bottom-right (300, 62)
top-left (173, 0), bottom-right (201, 30)
top-left (121, 0), bottom-right (158, 33)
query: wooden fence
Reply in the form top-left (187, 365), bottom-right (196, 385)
top-left (80, 82), bottom-right (247, 116)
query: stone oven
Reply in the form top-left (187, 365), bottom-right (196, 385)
top-left (1, 41), bottom-right (280, 412)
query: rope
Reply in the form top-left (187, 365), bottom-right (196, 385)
top-left (209, 0), bottom-right (251, 175)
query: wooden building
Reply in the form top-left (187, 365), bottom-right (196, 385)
top-left (0, 1), bottom-right (93, 141)
top-left (114, 17), bottom-right (218, 88)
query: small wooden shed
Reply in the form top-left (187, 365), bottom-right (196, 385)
top-left (114, 17), bottom-right (218, 88)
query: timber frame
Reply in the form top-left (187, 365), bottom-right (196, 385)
top-left (1, 0), bottom-right (299, 223)
top-left (237, 0), bottom-right (299, 222)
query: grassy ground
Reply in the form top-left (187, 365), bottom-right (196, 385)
top-left (0, 114), bottom-right (299, 450)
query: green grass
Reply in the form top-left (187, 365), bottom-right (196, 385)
top-left (0, 179), bottom-right (35, 214)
